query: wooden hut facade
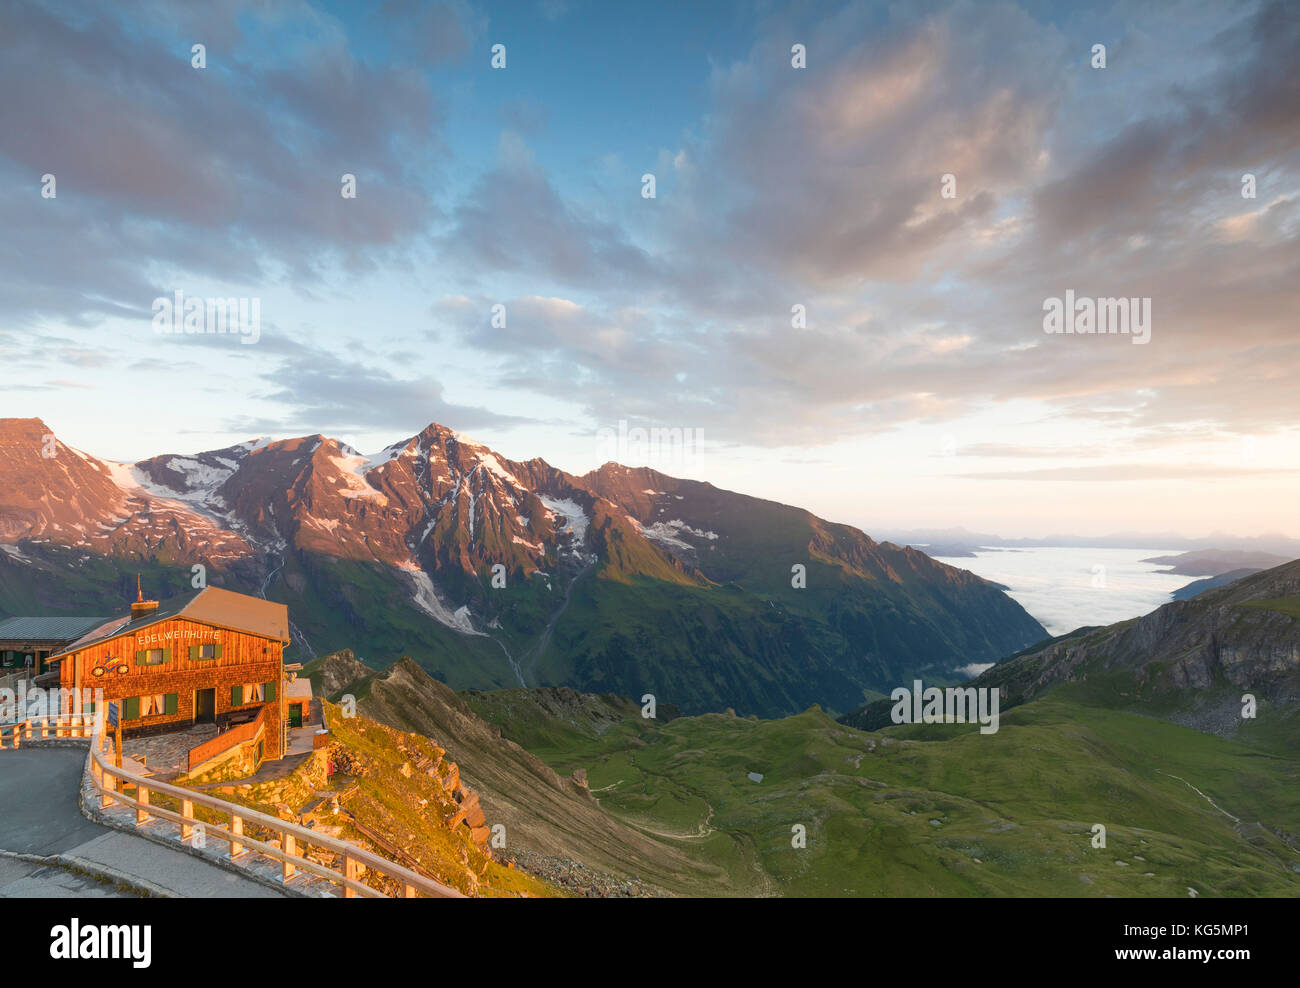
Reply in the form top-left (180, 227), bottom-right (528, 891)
top-left (51, 584), bottom-right (291, 759)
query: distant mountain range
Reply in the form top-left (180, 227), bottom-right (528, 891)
top-left (1140, 548), bottom-right (1293, 577)
top-left (882, 526), bottom-right (1300, 559)
top-left (0, 417), bottom-right (1046, 716)
top-left (1150, 549), bottom-right (1296, 603)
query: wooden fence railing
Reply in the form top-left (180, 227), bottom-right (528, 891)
top-left (0, 711), bottom-right (465, 899)
top-left (0, 711), bottom-right (96, 746)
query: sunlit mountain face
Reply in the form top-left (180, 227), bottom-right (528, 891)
top-left (0, 416), bottom-right (1047, 716)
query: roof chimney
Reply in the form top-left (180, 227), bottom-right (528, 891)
top-left (130, 574), bottom-right (159, 621)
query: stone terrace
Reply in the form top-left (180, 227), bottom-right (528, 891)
top-left (124, 723), bottom-right (219, 781)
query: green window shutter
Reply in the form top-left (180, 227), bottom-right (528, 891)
top-left (135, 650), bottom-right (147, 666)
top-left (214, 643), bottom-right (223, 659)
top-left (188, 646), bottom-right (199, 661)
top-left (231, 685), bottom-right (243, 707)
top-left (123, 697), bottom-right (140, 720)
top-left (161, 648), bottom-right (172, 663)
top-left (165, 693), bottom-right (178, 715)
top-left (264, 681), bottom-right (277, 703)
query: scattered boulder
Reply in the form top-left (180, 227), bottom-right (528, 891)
top-left (330, 744), bottom-right (373, 778)
top-left (445, 805), bottom-right (469, 829)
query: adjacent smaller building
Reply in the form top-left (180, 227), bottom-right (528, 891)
top-left (0, 616), bottom-right (108, 675)
top-left (50, 584), bottom-right (291, 760)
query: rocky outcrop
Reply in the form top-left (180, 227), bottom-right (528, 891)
top-left (313, 649), bottom-right (372, 697)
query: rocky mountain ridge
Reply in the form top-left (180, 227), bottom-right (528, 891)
top-left (0, 416), bottom-right (1047, 716)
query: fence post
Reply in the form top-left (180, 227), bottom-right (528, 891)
top-left (282, 832), bottom-right (297, 881)
top-left (231, 815), bottom-right (244, 858)
top-left (344, 856), bottom-right (360, 898)
top-left (136, 785), bottom-right (150, 824)
top-left (181, 799), bottom-right (194, 841)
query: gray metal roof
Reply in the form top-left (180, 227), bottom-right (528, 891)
top-left (0, 616), bottom-right (109, 643)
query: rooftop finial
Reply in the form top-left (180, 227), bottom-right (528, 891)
top-left (136, 573), bottom-right (143, 603)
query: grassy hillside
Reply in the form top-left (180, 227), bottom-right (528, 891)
top-left (188, 700), bottom-right (561, 897)
top-left (1238, 596), bottom-right (1300, 619)
top-left (304, 653), bottom-right (742, 896)
top-left (470, 689), bottom-right (1300, 897)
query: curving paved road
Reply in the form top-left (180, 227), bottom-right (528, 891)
top-left (0, 747), bottom-right (285, 898)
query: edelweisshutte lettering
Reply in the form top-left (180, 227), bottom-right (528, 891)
top-left (134, 628), bottom-right (223, 647)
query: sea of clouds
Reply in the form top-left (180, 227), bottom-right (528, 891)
top-left (933, 546), bottom-right (1191, 641)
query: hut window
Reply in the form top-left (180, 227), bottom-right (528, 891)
top-left (138, 693), bottom-right (180, 717)
top-left (136, 648), bottom-right (171, 666)
top-left (244, 683), bottom-right (265, 703)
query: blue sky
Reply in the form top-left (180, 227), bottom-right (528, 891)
top-left (2, 0), bottom-right (1297, 538)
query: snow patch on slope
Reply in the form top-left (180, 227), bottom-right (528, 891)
top-left (401, 564), bottom-right (485, 636)
top-left (537, 495), bottom-right (589, 543)
top-left (108, 457), bottom-right (231, 513)
top-left (162, 456), bottom-right (236, 491)
top-left (365, 441), bottom-right (410, 470)
top-left (328, 453), bottom-right (389, 504)
top-left (102, 460), bottom-right (146, 493)
top-left (303, 514), bottom-right (340, 534)
top-left (476, 452), bottom-right (521, 487)
top-left (633, 518), bottom-right (720, 550)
